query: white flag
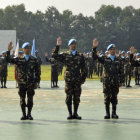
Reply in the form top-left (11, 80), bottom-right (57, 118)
top-left (15, 40), bottom-right (19, 58)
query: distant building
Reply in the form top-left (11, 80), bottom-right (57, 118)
top-left (0, 30), bottom-right (16, 53)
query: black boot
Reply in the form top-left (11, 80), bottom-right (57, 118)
top-left (21, 106), bottom-right (27, 120)
top-left (67, 105), bottom-right (73, 120)
top-left (27, 107), bottom-right (33, 120)
top-left (112, 104), bottom-right (119, 119)
top-left (73, 105), bottom-right (82, 120)
top-left (104, 104), bottom-right (110, 119)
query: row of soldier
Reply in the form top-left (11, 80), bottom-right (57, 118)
top-left (0, 49), bottom-right (140, 89)
top-left (0, 38), bottom-right (140, 121)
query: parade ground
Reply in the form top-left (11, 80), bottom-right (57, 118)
top-left (0, 81), bottom-right (140, 140)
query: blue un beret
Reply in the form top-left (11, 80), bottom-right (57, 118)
top-left (127, 51), bottom-right (130, 54)
top-left (107, 44), bottom-right (116, 51)
top-left (22, 42), bottom-right (30, 49)
top-left (68, 39), bottom-right (76, 46)
top-left (105, 51), bottom-right (108, 54)
top-left (121, 51), bottom-right (125, 54)
top-left (19, 51), bottom-right (23, 54)
top-left (1, 51), bottom-right (7, 54)
top-left (136, 53), bottom-right (140, 56)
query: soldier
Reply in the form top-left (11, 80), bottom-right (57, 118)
top-left (124, 51), bottom-right (132, 87)
top-left (35, 50), bottom-right (42, 88)
top-left (52, 37), bottom-right (87, 120)
top-left (119, 51), bottom-right (126, 86)
top-left (0, 51), bottom-right (8, 88)
top-left (130, 46), bottom-right (140, 67)
top-left (92, 38), bottom-right (123, 119)
top-left (45, 53), bottom-right (59, 88)
top-left (6, 42), bottom-right (39, 120)
top-left (134, 53), bottom-right (140, 85)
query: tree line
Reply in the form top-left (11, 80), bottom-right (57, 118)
top-left (0, 4), bottom-right (140, 62)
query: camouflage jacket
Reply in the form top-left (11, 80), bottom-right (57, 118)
top-left (130, 54), bottom-right (140, 67)
top-left (92, 48), bottom-right (123, 85)
top-left (6, 51), bottom-right (40, 84)
top-left (0, 56), bottom-right (8, 72)
top-left (52, 46), bottom-right (87, 84)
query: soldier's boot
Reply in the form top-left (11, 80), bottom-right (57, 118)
top-left (21, 107), bottom-right (27, 120)
top-left (1, 81), bottom-right (3, 88)
top-left (112, 105), bottom-right (119, 119)
top-left (4, 80), bottom-right (7, 88)
top-left (73, 105), bottom-right (82, 120)
top-left (27, 107), bottom-right (33, 120)
top-left (104, 104), bottom-right (110, 119)
top-left (67, 105), bottom-right (73, 120)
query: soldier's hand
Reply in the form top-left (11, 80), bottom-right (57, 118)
top-left (56, 37), bottom-right (62, 46)
top-left (119, 50), bottom-right (121, 55)
top-left (8, 41), bottom-right (13, 51)
top-left (130, 46), bottom-right (135, 54)
top-left (45, 52), bottom-right (48, 57)
top-left (12, 50), bottom-right (15, 55)
top-left (34, 83), bottom-right (38, 89)
top-left (93, 38), bottom-right (98, 49)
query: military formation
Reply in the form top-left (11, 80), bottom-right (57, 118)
top-left (0, 38), bottom-right (140, 121)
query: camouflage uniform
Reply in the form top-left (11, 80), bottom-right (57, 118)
top-left (130, 54), bottom-right (140, 67)
top-left (52, 45), bottom-right (87, 119)
top-left (0, 56), bottom-right (8, 88)
top-left (134, 66), bottom-right (140, 85)
top-left (124, 57), bottom-right (132, 87)
top-left (6, 51), bottom-right (39, 119)
top-left (119, 56), bottom-right (126, 86)
top-left (86, 56), bottom-right (94, 79)
top-left (92, 48), bottom-right (123, 119)
top-left (46, 57), bottom-right (59, 88)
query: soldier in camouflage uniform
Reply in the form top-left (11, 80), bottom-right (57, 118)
top-left (92, 39), bottom-right (123, 119)
top-left (134, 53), bottom-right (140, 85)
top-left (35, 50), bottom-right (42, 88)
top-left (52, 37), bottom-right (87, 120)
top-left (130, 46), bottom-right (140, 67)
top-left (6, 42), bottom-right (39, 120)
top-left (45, 53), bottom-right (59, 88)
top-left (0, 51), bottom-right (8, 88)
top-left (124, 51), bottom-right (132, 87)
top-left (119, 51), bottom-right (126, 86)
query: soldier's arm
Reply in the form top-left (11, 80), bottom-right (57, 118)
top-left (92, 48), bottom-right (105, 64)
top-left (92, 38), bottom-right (105, 64)
top-left (51, 37), bottom-right (66, 63)
top-left (6, 41), bottom-right (19, 64)
top-left (6, 51), bottom-right (18, 64)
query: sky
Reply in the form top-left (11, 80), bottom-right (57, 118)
top-left (0, 0), bottom-right (140, 16)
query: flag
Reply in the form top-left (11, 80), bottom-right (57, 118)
top-left (14, 40), bottom-right (19, 58)
top-left (31, 38), bottom-right (36, 58)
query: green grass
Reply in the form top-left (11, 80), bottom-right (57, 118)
top-left (7, 65), bottom-right (100, 81)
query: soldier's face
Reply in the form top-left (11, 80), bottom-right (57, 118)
top-left (69, 43), bottom-right (77, 50)
top-left (108, 48), bottom-right (116, 55)
top-left (23, 46), bottom-right (31, 55)
top-left (2, 53), bottom-right (6, 57)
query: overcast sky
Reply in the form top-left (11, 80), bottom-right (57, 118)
top-left (0, 0), bottom-right (140, 16)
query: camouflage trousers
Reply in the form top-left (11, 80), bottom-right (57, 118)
top-left (103, 83), bottom-right (119, 105)
top-left (18, 83), bottom-right (35, 109)
top-left (65, 82), bottom-right (82, 106)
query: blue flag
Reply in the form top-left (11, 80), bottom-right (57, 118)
top-left (31, 39), bottom-right (36, 58)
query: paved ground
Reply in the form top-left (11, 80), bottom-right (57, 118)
top-left (0, 81), bottom-right (140, 140)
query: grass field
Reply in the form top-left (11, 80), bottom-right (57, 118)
top-left (7, 65), bottom-right (98, 81)
top-left (7, 65), bottom-right (100, 81)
